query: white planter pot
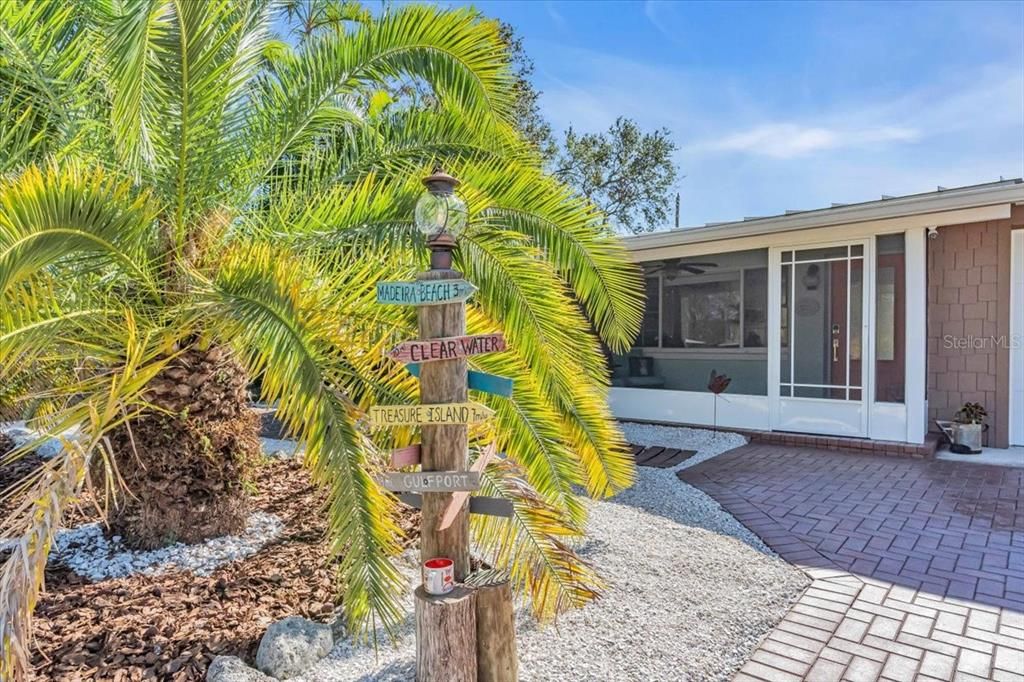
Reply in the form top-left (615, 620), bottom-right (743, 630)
top-left (954, 423), bottom-right (984, 453)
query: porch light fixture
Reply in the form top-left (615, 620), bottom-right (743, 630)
top-left (415, 166), bottom-right (468, 240)
top-left (802, 264), bottom-right (821, 290)
top-left (416, 166), bottom-right (468, 271)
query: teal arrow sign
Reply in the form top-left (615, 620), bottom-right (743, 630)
top-left (407, 363), bottom-right (514, 398)
top-left (376, 279), bottom-right (477, 306)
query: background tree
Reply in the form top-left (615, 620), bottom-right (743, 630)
top-left (0, 2), bottom-right (641, 678)
top-left (554, 118), bottom-right (678, 234)
top-left (499, 23), bottom-right (679, 234)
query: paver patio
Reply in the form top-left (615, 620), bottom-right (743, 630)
top-left (680, 443), bottom-right (1024, 682)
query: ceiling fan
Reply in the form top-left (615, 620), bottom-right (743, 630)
top-left (645, 258), bottom-right (720, 276)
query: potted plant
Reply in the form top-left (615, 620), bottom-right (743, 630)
top-left (953, 402), bottom-right (987, 454)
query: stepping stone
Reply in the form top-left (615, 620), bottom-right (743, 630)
top-left (634, 447), bottom-right (665, 465)
top-left (630, 445), bottom-right (698, 468)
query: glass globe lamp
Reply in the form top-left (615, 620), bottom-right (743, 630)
top-left (415, 167), bottom-right (468, 240)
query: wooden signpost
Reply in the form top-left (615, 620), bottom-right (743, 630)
top-left (391, 444), bottom-right (422, 468)
top-left (377, 279), bottom-right (477, 306)
top-left (386, 332), bottom-right (506, 364)
top-left (372, 170), bottom-right (517, 682)
top-left (396, 492), bottom-right (514, 520)
top-left (438, 443), bottom-right (496, 531)
top-left (407, 364), bottom-right (514, 398)
top-left (381, 470), bottom-right (481, 492)
top-left (369, 402), bottom-right (494, 427)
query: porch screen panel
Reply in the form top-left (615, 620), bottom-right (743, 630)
top-left (611, 249), bottom-right (769, 395)
top-left (779, 246), bottom-right (864, 400)
top-left (640, 276), bottom-right (660, 347)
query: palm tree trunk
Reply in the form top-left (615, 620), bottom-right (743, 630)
top-left (106, 345), bottom-right (260, 549)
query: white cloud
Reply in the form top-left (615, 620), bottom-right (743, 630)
top-left (544, 1), bottom-right (567, 29)
top-left (526, 40), bottom-right (1022, 225)
top-left (696, 123), bottom-right (921, 159)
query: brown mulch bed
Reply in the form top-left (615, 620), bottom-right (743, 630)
top-left (8, 455), bottom-right (419, 681)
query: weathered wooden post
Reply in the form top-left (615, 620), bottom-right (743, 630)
top-left (468, 572), bottom-right (518, 682)
top-left (372, 168), bottom-right (519, 681)
top-left (414, 170), bottom-right (475, 681)
top-left (417, 231), bottom-right (472, 578)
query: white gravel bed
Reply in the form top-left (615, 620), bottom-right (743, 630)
top-left (616, 422), bottom-right (769, 552)
top-left (48, 511), bottom-right (284, 581)
top-left (291, 425), bottom-right (808, 682)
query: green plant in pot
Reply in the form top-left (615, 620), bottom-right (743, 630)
top-left (953, 402), bottom-right (987, 454)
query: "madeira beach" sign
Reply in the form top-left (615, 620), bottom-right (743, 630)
top-left (376, 279), bottom-right (477, 306)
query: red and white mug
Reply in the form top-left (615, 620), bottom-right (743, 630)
top-left (423, 557), bottom-right (455, 595)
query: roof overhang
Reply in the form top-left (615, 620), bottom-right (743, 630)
top-left (625, 180), bottom-right (1024, 261)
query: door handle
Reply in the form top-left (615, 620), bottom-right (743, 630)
top-left (833, 338), bottom-right (840, 361)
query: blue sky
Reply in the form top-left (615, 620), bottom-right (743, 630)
top-left (452, 0), bottom-right (1024, 228)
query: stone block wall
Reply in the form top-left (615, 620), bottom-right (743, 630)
top-left (926, 218), bottom-right (1013, 448)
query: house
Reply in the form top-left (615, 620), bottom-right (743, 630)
top-left (610, 179), bottom-right (1024, 452)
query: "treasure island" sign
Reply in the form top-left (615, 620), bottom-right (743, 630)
top-left (376, 280), bottom-right (477, 306)
top-left (381, 470), bottom-right (481, 493)
top-left (369, 402), bottom-right (495, 427)
top-left (386, 333), bottom-right (506, 364)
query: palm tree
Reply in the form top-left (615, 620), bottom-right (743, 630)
top-left (0, 1), bottom-right (642, 677)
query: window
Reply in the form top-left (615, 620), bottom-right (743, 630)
top-left (663, 273), bottom-right (741, 348)
top-left (616, 249), bottom-right (770, 396)
top-left (635, 249), bottom-right (769, 350)
top-left (875, 234), bottom-right (905, 402)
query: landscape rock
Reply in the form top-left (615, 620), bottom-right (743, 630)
top-left (207, 656), bottom-right (277, 681)
top-left (260, 437), bottom-right (303, 459)
top-left (3, 426), bottom-right (33, 446)
top-left (35, 437), bottom-right (65, 459)
top-left (256, 616), bottom-right (334, 679)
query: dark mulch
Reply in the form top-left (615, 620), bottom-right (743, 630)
top-left (12, 456), bottom-right (419, 681)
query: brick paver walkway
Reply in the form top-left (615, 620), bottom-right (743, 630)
top-left (680, 444), bottom-right (1024, 681)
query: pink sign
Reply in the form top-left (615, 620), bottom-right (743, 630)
top-left (386, 333), bottom-right (506, 364)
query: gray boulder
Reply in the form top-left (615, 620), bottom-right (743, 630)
top-left (255, 616), bottom-right (333, 679)
top-left (206, 656), bottom-right (276, 682)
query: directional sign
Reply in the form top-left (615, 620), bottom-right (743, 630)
top-left (386, 333), bottom-right (506, 364)
top-left (438, 443), bottom-right (497, 531)
top-left (390, 444), bottom-right (421, 467)
top-left (381, 470), bottom-right (481, 493)
top-left (376, 279), bottom-right (477, 306)
top-left (408, 364), bottom-right (514, 398)
top-left (369, 402), bottom-right (494, 427)
top-left (397, 493), bottom-right (514, 519)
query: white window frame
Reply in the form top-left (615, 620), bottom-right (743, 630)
top-left (638, 265), bottom-right (769, 352)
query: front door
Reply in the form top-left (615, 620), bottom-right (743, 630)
top-left (770, 241), bottom-right (870, 437)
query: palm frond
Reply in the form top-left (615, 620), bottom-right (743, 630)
top-left (458, 230), bottom-right (635, 497)
top-left (0, 164), bottom-right (159, 297)
top-left (0, 1), bottom-right (88, 171)
top-left (0, 313), bottom-right (169, 681)
top-left (200, 243), bottom-right (406, 639)
top-left (472, 457), bottom-right (603, 619)
top-left (236, 3), bottom-right (513, 205)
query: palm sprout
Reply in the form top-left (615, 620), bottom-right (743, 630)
top-left (0, 1), bottom-right (642, 677)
